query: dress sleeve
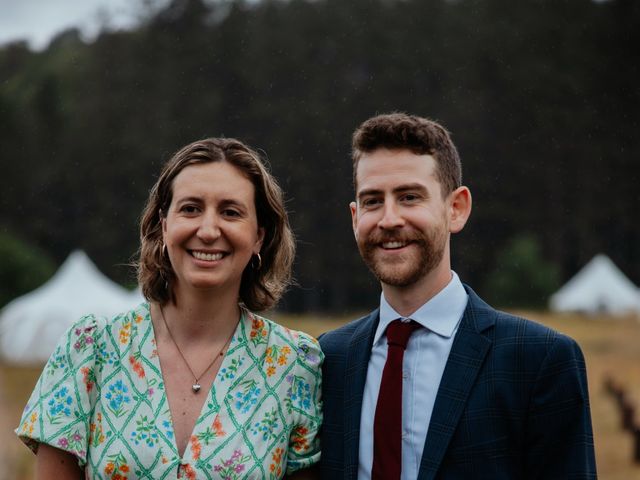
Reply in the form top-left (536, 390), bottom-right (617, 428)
top-left (15, 314), bottom-right (101, 467)
top-left (285, 332), bottom-right (324, 474)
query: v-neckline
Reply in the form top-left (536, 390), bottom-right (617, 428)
top-left (141, 303), bottom-right (245, 461)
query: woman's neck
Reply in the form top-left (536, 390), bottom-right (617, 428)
top-left (157, 285), bottom-right (242, 343)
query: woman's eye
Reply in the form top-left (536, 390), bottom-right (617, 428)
top-left (180, 205), bottom-right (199, 214)
top-left (223, 209), bottom-right (241, 217)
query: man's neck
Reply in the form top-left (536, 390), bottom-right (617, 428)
top-left (382, 268), bottom-right (453, 318)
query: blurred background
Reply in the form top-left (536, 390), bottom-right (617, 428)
top-left (0, 0), bottom-right (639, 478)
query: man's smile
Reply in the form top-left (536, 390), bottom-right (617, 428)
top-left (381, 241), bottom-right (409, 250)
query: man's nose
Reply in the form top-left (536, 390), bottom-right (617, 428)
top-left (377, 202), bottom-right (405, 229)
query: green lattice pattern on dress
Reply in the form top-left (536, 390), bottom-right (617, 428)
top-left (17, 303), bottom-right (323, 479)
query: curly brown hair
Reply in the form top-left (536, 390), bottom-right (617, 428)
top-left (137, 138), bottom-right (295, 311)
top-left (352, 112), bottom-right (462, 197)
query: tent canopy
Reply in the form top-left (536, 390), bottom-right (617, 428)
top-left (0, 250), bottom-right (143, 365)
top-left (549, 254), bottom-right (640, 315)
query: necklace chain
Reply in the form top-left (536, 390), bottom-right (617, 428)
top-left (158, 305), bottom-right (235, 393)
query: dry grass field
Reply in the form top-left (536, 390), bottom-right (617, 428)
top-left (2, 311), bottom-right (639, 479)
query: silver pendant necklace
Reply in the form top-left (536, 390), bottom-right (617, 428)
top-left (158, 305), bottom-right (235, 393)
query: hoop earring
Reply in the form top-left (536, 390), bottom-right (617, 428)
top-left (162, 242), bottom-right (168, 258)
top-left (252, 253), bottom-right (262, 270)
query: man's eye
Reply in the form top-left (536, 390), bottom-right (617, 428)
top-left (402, 194), bottom-right (419, 202)
top-left (362, 198), bottom-right (381, 207)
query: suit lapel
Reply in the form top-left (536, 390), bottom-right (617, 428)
top-left (418, 288), bottom-right (494, 480)
top-left (343, 309), bottom-right (379, 480)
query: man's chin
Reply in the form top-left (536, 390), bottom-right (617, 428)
top-left (369, 265), bottom-right (423, 287)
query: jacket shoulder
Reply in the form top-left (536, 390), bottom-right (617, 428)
top-left (487, 309), bottom-right (586, 371)
top-left (464, 287), bottom-right (584, 361)
top-left (318, 312), bottom-right (376, 353)
top-left (492, 309), bottom-right (573, 342)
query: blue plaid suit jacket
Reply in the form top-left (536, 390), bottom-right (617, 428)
top-left (319, 286), bottom-right (597, 479)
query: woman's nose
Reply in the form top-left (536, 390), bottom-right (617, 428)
top-left (197, 214), bottom-right (221, 241)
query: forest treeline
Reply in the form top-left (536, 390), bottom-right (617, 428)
top-left (0, 0), bottom-right (638, 312)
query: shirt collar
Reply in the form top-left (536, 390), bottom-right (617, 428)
top-left (374, 271), bottom-right (468, 346)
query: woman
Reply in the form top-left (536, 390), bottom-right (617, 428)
top-left (17, 138), bottom-right (323, 479)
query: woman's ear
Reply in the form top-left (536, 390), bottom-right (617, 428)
top-left (254, 227), bottom-right (266, 253)
top-left (160, 211), bottom-right (167, 238)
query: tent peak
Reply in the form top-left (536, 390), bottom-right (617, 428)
top-left (549, 253), bottom-right (640, 315)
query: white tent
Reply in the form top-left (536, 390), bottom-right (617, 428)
top-left (549, 254), bottom-right (640, 315)
top-left (0, 250), bottom-right (144, 365)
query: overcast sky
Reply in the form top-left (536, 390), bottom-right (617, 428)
top-left (0, 0), bottom-right (169, 51)
top-left (2, 0), bottom-right (613, 51)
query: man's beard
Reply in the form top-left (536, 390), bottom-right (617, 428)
top-left (358, 226), bottom-right (447, 287)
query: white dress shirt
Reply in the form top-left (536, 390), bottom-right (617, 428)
top-left (358, 271), bottom-right (468, 480)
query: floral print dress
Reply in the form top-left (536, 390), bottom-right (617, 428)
top-left (16, 303), bottom-right (323, 479)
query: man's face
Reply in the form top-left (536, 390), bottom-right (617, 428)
top-left (350, 148), bottom-right (452, 288)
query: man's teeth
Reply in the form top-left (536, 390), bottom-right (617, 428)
top-left (382, 241), bottom-right (406, 249)
top-left (192, 251), bottom-right (224, 261)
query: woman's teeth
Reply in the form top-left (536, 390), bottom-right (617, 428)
top-left (192, 251), bottom-right (224, 261)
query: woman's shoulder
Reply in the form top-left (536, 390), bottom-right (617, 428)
top-left (60, 302), bottom-right (151, 352)
top-left (49, 303), bottom-right (148, 355)
top-left (246, 310), bottom-right (323, 366)
top-left (75, 302), bottom-right (150, 331)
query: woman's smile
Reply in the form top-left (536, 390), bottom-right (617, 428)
top-left (190, 250), bottom-right (225, 262)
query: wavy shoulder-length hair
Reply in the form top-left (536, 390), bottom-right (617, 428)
top-left (137, 137), bottom-right (295, 311)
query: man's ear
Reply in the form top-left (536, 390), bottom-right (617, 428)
top-left (448, 186), bottom-right (472, 233)
top-left (350, 201), bottom-right (358, 240)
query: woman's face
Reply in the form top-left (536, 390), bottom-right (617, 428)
top-left (162, 161), bottom-right (265, 296)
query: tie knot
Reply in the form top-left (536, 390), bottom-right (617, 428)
top-left (386, 319), bottom-right (420, 350)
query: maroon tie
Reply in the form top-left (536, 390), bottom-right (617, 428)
top-left (372, 319), bottom-right (421, 480)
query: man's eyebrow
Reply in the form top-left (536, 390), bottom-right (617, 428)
top-left (357, 188), bottom-right (383, 199)
top-left (357, 183), bottom-right (428, 199)
top-left (393, 183), bottom-right (428, 194)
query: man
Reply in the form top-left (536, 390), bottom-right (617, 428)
top-left (319, 113), bottom-right (596, 479)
